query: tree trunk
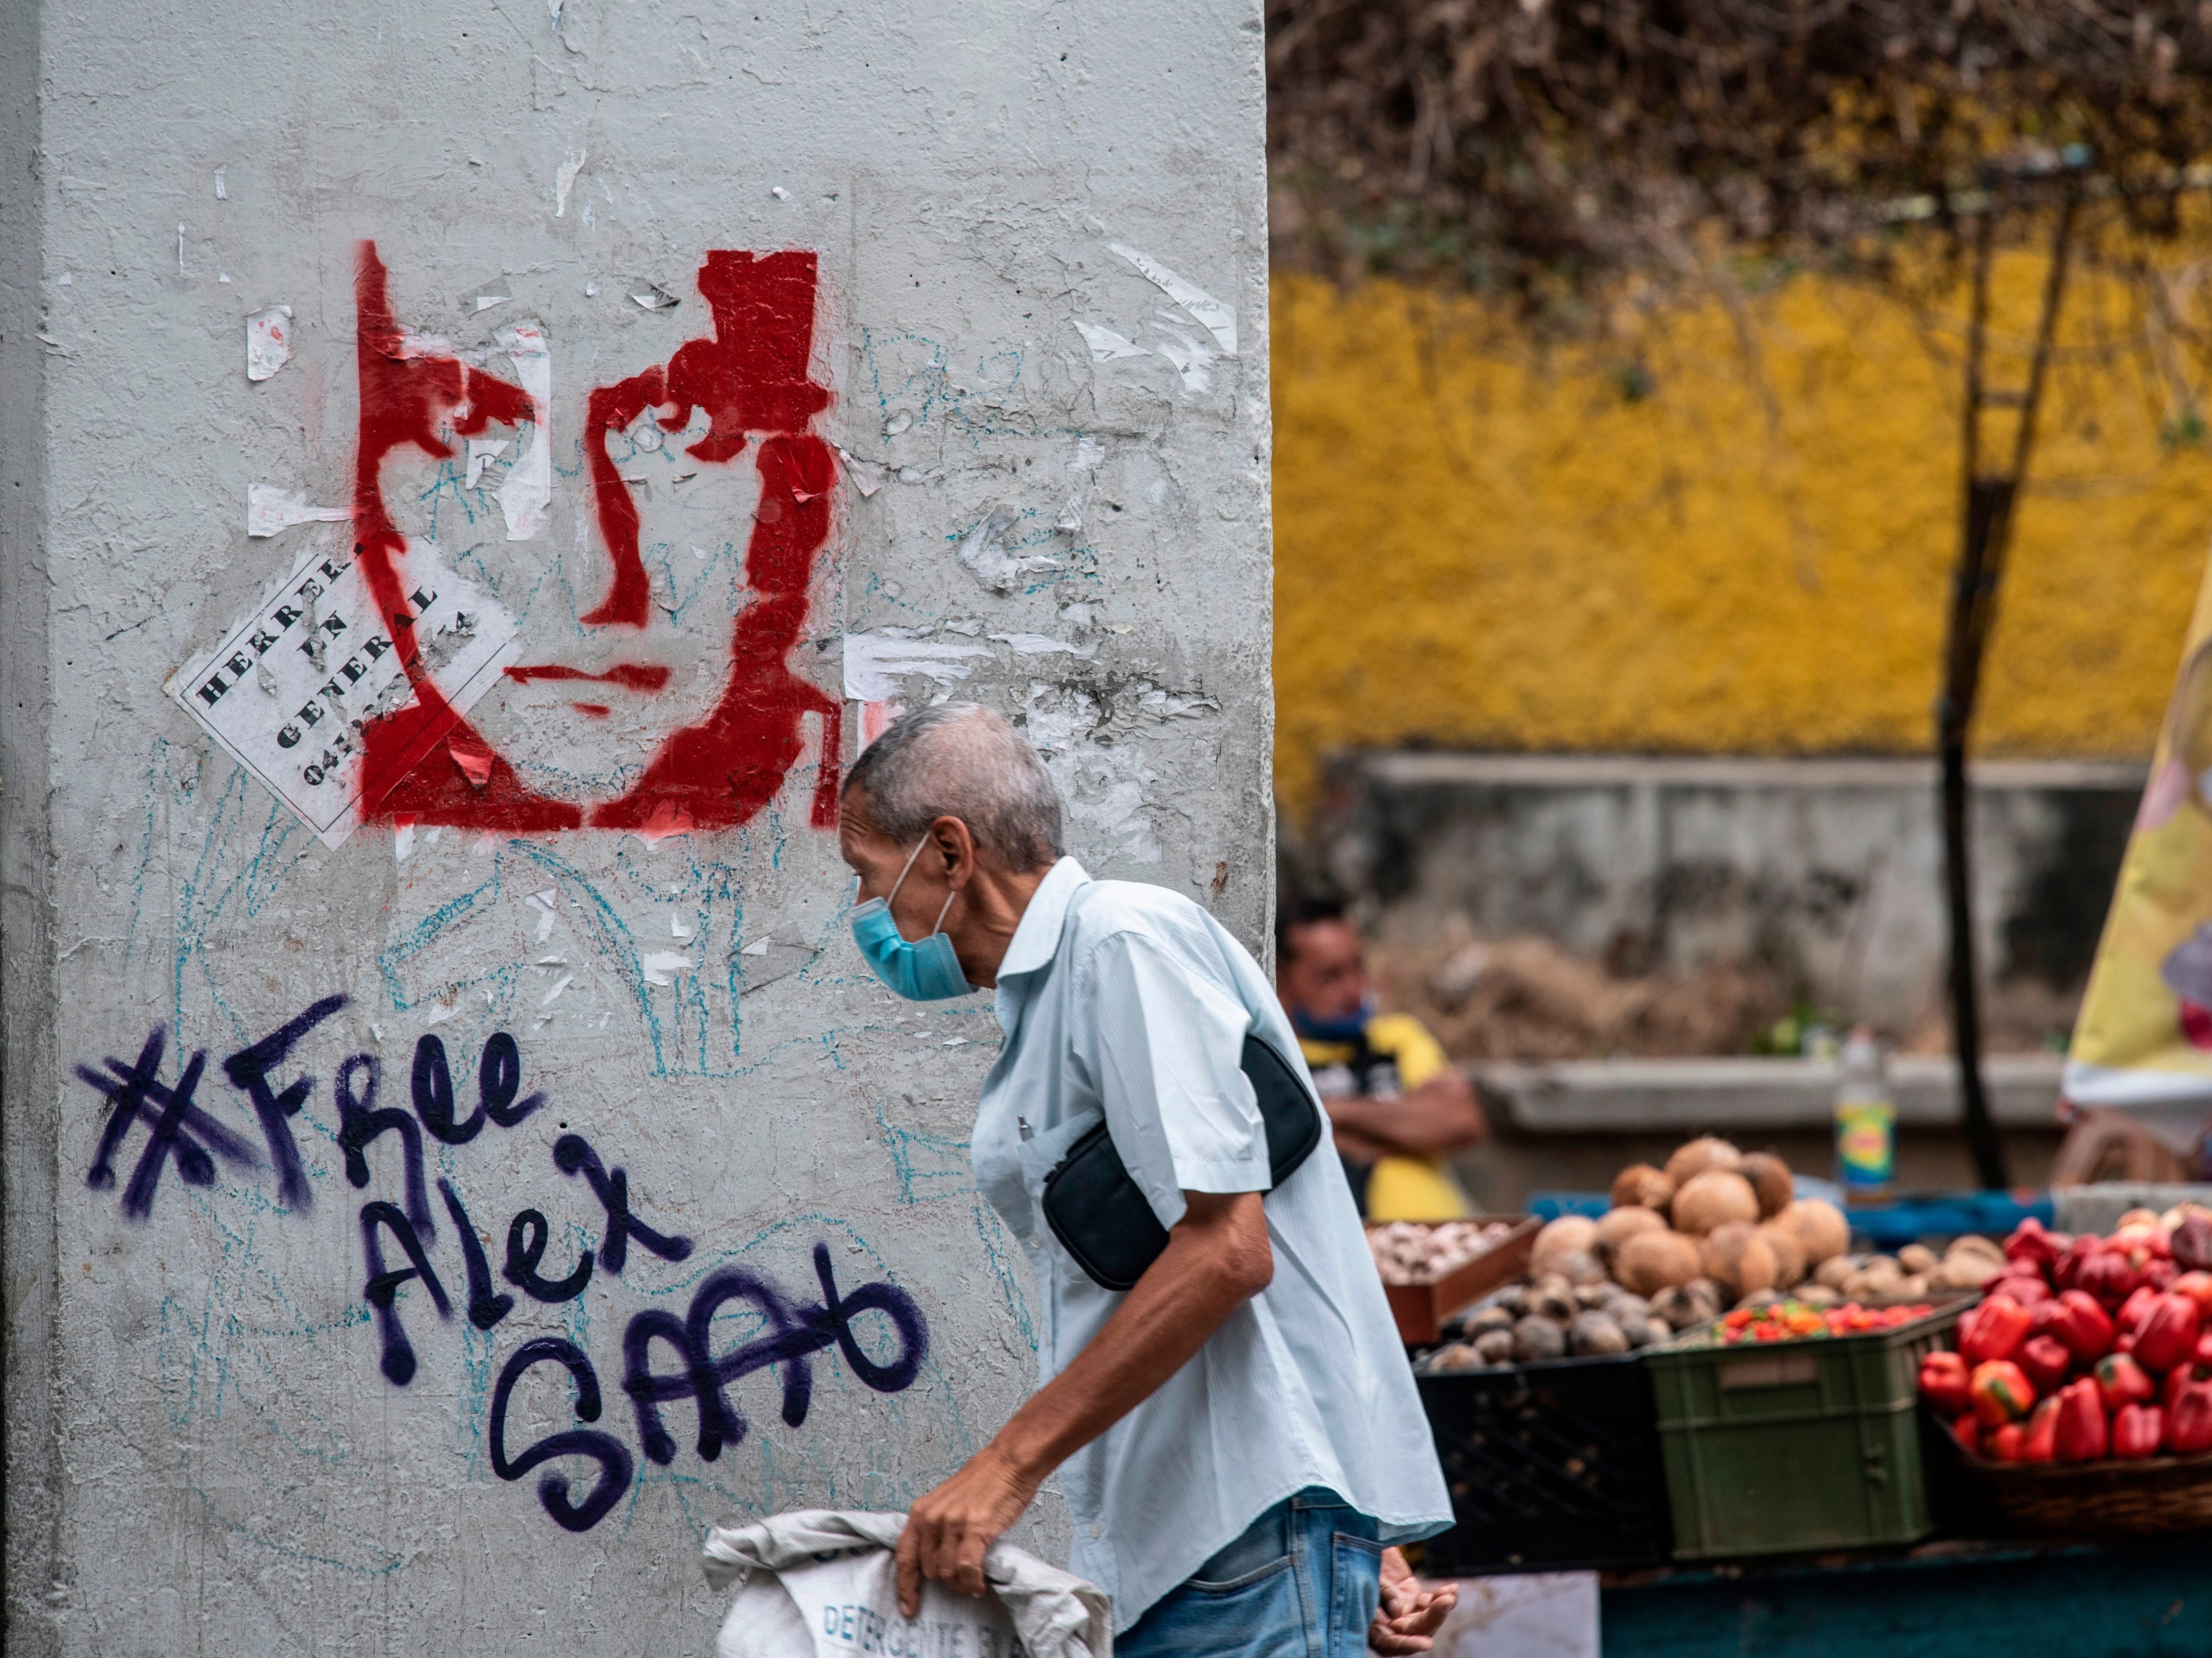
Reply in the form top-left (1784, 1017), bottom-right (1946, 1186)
top-left (1938, 188), bottom-right (2080, 1190)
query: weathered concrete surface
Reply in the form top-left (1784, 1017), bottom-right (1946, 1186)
top-left (2, 5), bottom-right (1271, 1653)
top-left (1310, 752), bottom-right (2142, 1034)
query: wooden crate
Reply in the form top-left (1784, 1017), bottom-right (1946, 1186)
top-left (1372, 1216), bottom-right (1539, 1346)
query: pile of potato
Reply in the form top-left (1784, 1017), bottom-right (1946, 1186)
top-left (1421, 1137), bottom-right (1874, 1373)
top-left (1797, 1234), bottom-right (2004, 1302)
top-left (1590, 1136), bottom-right (1855, 1302)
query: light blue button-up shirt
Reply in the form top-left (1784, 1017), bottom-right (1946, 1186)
top-left (969, 858), bottom-right (1451, 1630)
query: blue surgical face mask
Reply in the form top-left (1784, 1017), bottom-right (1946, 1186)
top-left (849, 836), bottom-right (971, 1001)
top-left (1290, 996), bottom-right (1375, 1045)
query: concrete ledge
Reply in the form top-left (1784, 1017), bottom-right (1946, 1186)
top-left (1475, 1053), bottom-right (2066, 1133)
top-left (1353, 752), bottom-right (2147, 792)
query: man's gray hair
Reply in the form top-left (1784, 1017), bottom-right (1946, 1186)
top-left (842, 703), bottom-right (1066, 871)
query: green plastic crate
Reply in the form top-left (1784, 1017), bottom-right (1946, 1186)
top-left (1643, 1304), bottom-right (1965, 1560)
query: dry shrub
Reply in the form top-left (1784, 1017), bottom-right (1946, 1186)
top-left (1370, 933), bottom-right (1789, 1060)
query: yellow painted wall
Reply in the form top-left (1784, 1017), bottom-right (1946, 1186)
top-left (1270, 259), bottom-right (2212, 811)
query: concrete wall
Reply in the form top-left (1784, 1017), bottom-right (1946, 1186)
top-left (1268, 265), bottom-right (2212, 812)
top-left (1310, 753), bottom-right (2142, 1037)
top-left (1, 5), bottom-right (1272, 1653)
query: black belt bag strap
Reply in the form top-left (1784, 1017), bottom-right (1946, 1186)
top-left (1040, 1034), bottom-right (1324, 1292)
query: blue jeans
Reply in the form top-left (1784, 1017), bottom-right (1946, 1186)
top-left (1117, 1487), bottom-right (1385, 1658)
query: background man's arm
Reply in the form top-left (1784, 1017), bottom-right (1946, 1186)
top-left (895, 1189), bottom-right (1272, 1615)
top-left (1324, 1070), bottom-right (1488, 1155)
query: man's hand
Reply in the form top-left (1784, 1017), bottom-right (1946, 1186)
top-left (894, 1191), bottom-right (1271, 1619)
top-left (1368, 1546), bottom-right (1456, 1654)
top-left (895, 1443), bottom-right (1039, 1616)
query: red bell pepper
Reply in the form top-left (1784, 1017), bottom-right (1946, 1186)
top-left (1969, 1359), bottom-right (2036, 1427)
top-left (1988, 1422), bottom-right (2027, 1462)
top-left (2145, 1259), bottom-right (2181, 1293)
top-left (2166, 1375), bottom-right (2212, 1454)
top-left (2017, 1333), bottom-right (2072, 1393)
top-left (1951, 1411), bottom-right (1981, 1455)
top-left (2039, 1290), bottom-right (2116, 1362)
top-left (2079, 1248), bottom-right (2138, 1305)
top-left (2054, 1377), bottom-right (2110, 1462)
top-left (2173, 1271), bottom-right (2212, 1316)
top-left (1918, 1351), bottom-right (1972, 1416)
top-left (2130, 1292), bottom-right (2203, 1374)
top-left (2054, 1236), bottom-right (2094, 1290)
top-left (2006, 1217), bottom-right (2061, 1270)
top-left (1959, 1295), bottom-right (2033, 1365)
top-left (2113, 1403), bottom-right (2165, 1460)
top-left (2094, 1351), bottom-right (2155, 1411)
top-left (2167, 1361), bottom-right (2195, 1414)
top-left (2117, 1285), bottom-right (2158, 1332)
top-left (1989, 1273), bottom-right (2052, 1307)
top-left (2022, 1395), bottom-right (2061, 1463)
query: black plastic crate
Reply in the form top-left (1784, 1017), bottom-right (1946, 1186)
top-left (1415, 1351), bottom-right (1672, 1575)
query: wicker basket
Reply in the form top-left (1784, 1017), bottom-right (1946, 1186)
top-left (1944, 1437), bottom-right (2212, 1536)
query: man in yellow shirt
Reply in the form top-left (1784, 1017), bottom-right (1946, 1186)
top-left (1276, 899), bottom-right (1489, 1220)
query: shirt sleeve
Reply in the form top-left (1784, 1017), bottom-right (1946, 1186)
top-left (1073, 928), bottom-right (1270, 1229)
top-left (1367, 1013), bottom-right (1449, 1090)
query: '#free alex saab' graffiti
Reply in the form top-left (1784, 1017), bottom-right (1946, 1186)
top-left (177, 239), bottom-right (845, 848)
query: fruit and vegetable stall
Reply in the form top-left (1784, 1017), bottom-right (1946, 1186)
top-left (1367, 1139), bottom-right (2212, 1656)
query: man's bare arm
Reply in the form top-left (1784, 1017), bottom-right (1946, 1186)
top-left (1324, 1072), bottom-right (1487, 1156)
top-left (895, 1190), bottom-right (1273, 1614)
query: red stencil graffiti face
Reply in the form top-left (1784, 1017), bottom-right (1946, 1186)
top-left (347, 240), bottom-right (841, 840)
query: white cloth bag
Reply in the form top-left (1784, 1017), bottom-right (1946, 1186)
top-left (702, 1509), bottom-right (1113, 1658)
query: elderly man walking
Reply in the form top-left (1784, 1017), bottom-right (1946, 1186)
top-left (838, 703), bottom-right (1456, 1656)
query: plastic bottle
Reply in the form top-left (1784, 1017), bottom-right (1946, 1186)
top-left (1833, 1025), bottom-right (1896, 1202)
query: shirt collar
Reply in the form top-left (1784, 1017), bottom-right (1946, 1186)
top-left (995, 856), bottom-right (1091, 982)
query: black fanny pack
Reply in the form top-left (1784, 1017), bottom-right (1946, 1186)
top-left (1039, 1034), bottom-right (1324, 1292)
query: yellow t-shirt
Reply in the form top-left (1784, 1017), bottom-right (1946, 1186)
top-left (1297, 1012), bottom-right (1474, 1221)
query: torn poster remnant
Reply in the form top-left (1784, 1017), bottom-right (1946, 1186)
top-left (164, 537), bottom-right (517, 848)
top-left (1073, 321), bottom-right (1147, 364)
top-left (247, 484), bottom-right (349, 538)
top-left (736, 929), bottom-right (820, 995)
top-left (554, 150), bottom-right (587, 217)
top-left (466, 439), bottom-right (510, 490)
top-left (493, 321), bottom-right (552, 540)
top-left (990, 634), bottom-right (1096, 659)
top-left (1055, 436), bottom-right (1104, 532)
top-left (1109, 244), bottom-right (1236, 357)
top-left (246, 305), bottom-right (293, 381)
top-left (639, 950), bottom-right (693, 987)
top-left (1152, 323), bottom-right (1217, 396)
top-left (841, 632), bottom-right (992, 702)
top-left (954, 506), bottom-right (1059, 593)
